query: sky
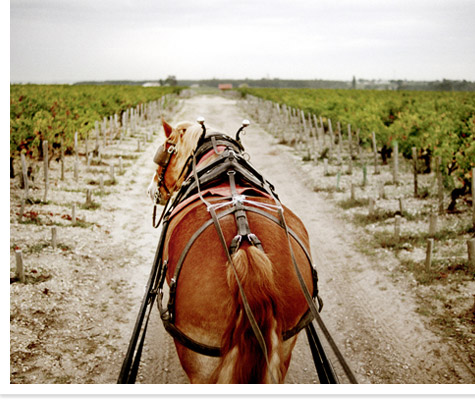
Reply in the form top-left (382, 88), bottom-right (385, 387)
top-left (9, 0), bottom-right (475, 83)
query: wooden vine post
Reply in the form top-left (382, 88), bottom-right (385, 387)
top-left (347, 124), bottom-right (353, 174)
top-left (15, 250), bottom-right (25, 283)
top-left (60, 140), bottom-right (65, 181)
top-left (51, 227), bottom-right (57, 249)
top-left (412, 147), bottom-right (418, 197)
top-left (350, 183), bottom-right (356, 201)
top-left (436, 156), bottom-right (444, 214)
top-left (467, 239), bottom-right (475, 270)
top-left (337, 122), bottom-right (343, 164)
top-left (472, 168), bottom-right (475, 228)
top-left (74, 132), bottom-right (79, 182)
top-left (86, 189), bottom-right (92, 206)
top-left (355, 129), bottom-right (361, 158)
top-left (425, 239), bottom-right (434, 271)
top-left (43, 140), bottom-right (49, 202)
top-left (392, 141), bottom-right (399, 184)
top-left (372, 132), bottom-right (379, 174)
top-left (72, 203), bottom-right (76, 225)
top-left (429, 213), bottom-right (437, 237)
top-left (368, 198), bottom-right (375, 217)
top-left (20, 153), bottom-right (29, 200)
top-left (328, 119), bottom-right (334, 159)
top-left (110, 164), bottom-right (115, 183)
top-left (394, 215), bottom-right (401, 244)
top-left (362, 164), bottom-right (367, 187)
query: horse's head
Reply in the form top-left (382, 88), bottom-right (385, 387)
top-left (147, 118), bottom-right (203, 205)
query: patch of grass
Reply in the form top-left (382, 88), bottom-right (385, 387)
top-left (26, 242), bottom-right (50, 254)
top-left (302, 151), bottom-right (313, 162)
top-left (105, 178), bottom-right (117, 186)
top-left (415, 224), bottom-right (471, 247)
top-left (399, 258), bottom-right (474, 286)
top-left (318, 147), bottom-right (329, 161)
top-left (354, 209), bottom-right (398, 225)
top-left (337, 198), bottom-right (369, 209)
top-left (118, 154), bottom-right (139, 160)
top-left (94, 190), bottom-right (112, 197)
top-left (313, 184), bottom-right (335, 193)
top-left (86, 168), bottom-right (107, 175)
top-left (19, 210), bottom-right (42, 225)
top-left (59, 187), bottom-right (85, 193)
top-left (87, 178), bottom-right (117, 187)
top-left (59, 213), bottom-right (94, 228)
top-left (278, 138), bottom-right (294, 146)
top-left (56, 242), bottom-right (71, 251)
top-left (80, 201), bottom-right (101, 210)
top-left (11, 266), bottom-right (52, 285)
top-left (416, 186), bottom-right (431, 199)
top-left (30, 198), bottom-right (51, 205)
top-left (374, 223), bottom-right (474, 251)
top-left (19, 241), bottom-right (72, 255)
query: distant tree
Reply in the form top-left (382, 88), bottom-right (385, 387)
top-left (352, 76), bottom-right (356, 89)
top-left (164, 75), bottom-right (178, 86)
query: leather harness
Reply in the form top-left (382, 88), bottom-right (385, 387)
top-left (118, 128), bottom-right (357, 384)
top-left (152, 131), bottom-right (323, 357)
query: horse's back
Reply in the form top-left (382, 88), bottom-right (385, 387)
top-left (164, 196), bottom-right (314, 343)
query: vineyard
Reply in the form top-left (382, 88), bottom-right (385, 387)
top-left (9, 86), bottom-right (475, 384)
top-left (10, 84), bottom-right (183, 165)
top-left (237, 91), bottom-right (475, 373)
top-left (239, 87), bottom-right (475, 206)
top-left (9, 84), bottom-right (185, 384)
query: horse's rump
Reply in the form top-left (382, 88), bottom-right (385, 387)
top-left (163, 195), bottom-right (314, 356)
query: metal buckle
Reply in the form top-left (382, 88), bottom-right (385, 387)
top-left (167, 144), bottom-right (176, 154)
top-left (154, 188), bottom-right (161, 205)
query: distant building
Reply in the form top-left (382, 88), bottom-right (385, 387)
top-left (218, 83), bottom-right (233, 90)
top-left (143, 82), bottom-right (161, 87)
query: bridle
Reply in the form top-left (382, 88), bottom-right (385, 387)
top-left (152, 140), bottom-right (178, 205)
top-left (152, 118), bottom-right (207, 213)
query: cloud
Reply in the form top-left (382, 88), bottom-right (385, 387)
top-left (10, 0), bottom-right (475, 82)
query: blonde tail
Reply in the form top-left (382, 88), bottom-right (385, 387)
top-left (210, 246), bottom-right (285, 383)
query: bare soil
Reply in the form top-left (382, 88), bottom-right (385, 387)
top-left (9, 94), bottom-right (475, 385)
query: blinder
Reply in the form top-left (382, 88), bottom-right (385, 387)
top-left (153, 142), bottom-right (177, 167)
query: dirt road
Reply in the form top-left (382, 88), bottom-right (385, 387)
top-left (10, 94), bottom-right (474, 385)
top-left (135, 95), bottom-right (475, 384)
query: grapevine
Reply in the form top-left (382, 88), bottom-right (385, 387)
top-left (10, 84), bottom-right (183, 161)
top-left (239, 87), bottom-right (475, 207)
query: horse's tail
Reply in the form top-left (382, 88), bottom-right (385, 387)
top-left (210, 245), bottom-right (285, 383)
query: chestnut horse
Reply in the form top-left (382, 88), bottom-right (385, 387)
top-left (147, 118), bottom-right (321, 383)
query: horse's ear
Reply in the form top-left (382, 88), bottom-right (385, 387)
top-left (162, 118), bottom-right (173, 138)
top-left (177, 122), bottom-right (192, 139)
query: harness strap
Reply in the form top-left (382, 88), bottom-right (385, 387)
top-left (269, 193), bottom-right (357, 384)
top-left (305, 322), bottom-right (338, 383)
top-left (189, 150), bottom-right (277, 383)
top-left (158, 204), bottom-right (318, 342)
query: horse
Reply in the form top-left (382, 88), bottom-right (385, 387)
top-left (146, 118), bottom-right (322, 384)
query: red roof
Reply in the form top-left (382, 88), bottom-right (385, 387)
top-left (218, 83), bottom-right (233, 90)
